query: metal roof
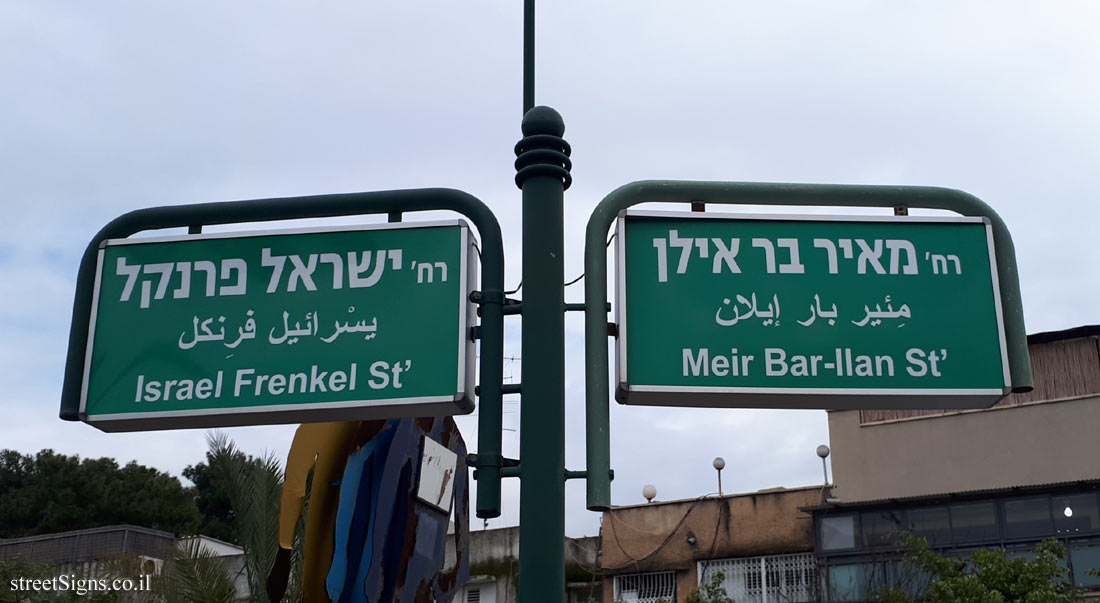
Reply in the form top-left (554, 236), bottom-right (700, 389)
top-left (801, 477), bottom-right (1100, 512)
top-left (608, 484), bottom-right (826, 511)
top-left (1028, 324), bottom-right (1100, 344)
top-left (0, 524), bottom-right (176, 565)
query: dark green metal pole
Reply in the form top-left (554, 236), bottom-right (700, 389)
top-left (515, 106), bottom-right (572, 602)
top-left (523, 0), bottom-right (535, 114)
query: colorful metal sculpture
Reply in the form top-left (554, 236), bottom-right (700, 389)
top-left (268, 418), bottom-right (469, 602)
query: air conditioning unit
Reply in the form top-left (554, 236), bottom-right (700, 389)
top-left (137, 555), bottom-right (163, 575)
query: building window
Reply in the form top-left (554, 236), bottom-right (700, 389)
top-left (887, 559), bottom-right (933, 596)
top-left (700, 553), bottom-right (817, 603)
top-left (613, 571), bottom-right (676, 603)
top-left (1055, 493), bottom-right (1100, 535)
top-left (862, 510), bottom-right (905, 547)
top-left (908, 506), bottom-right (951, 545)
top-left (950, 501), bottom-right (998, 543)
top-left (1004, 496), bottom-right (1053, 539)
top-left (821, 515), bottom-right (857, 550)
top-left (827, 562), bottom-right (885, 602)
top-left (1070, 544), bottom-right (1100, 589)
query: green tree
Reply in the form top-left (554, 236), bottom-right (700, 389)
top-left (182, 434), bottom-right (300, 549)
top-left (2, 438), bottom-right (302, 602)
top-left (879, 533), bottom-right (1080, 603)
top-left (182, 448), bottom-right (248, 545)
top-left (0, 449), bottom-right (199, 538)
top-left (0, 552), bottom-right (163, 603)
top-left (128, 431), bottom-right (300, 603)
top-left (196, 433), bottom-right (287, 603)
top-left (153, 540), bottom-right (239, 603)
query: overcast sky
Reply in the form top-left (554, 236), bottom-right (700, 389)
top-left (2, 2), bottom-right (1098, 537)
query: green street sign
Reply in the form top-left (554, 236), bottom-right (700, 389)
top-left (79, 220), bottom-right (476, 431)
top-left (616, 210), bottom-right (1010, 409)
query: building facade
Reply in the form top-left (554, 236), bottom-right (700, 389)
top-left (812, 324), bottom-right (1100, 600)
top-left (827, 325), bottom-right (1100, 504)
top-left (600, 486), bottom-right (825, 603)
top-left (811, 480), bottom-right (1100, 600)
top-left (0, 524), bottom-right (174, 571)
top-left (445, 525), bottom-right (601, 603)
top-left (0, 525), bottom-right (250, 600)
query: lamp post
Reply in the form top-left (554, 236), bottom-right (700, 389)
top-left (713, 457), bottom-right (726, 496)
top-left (514, 104), bottom-right (571, 602)
top-left (817, 445), bottom-right (831, 503)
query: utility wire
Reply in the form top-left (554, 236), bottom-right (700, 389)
top-left (603, 494), bottom-right (713, 572)
top-left (562, 232), bottom-right (616, 288)
top-left (483, 234), bottom-right (617, 294)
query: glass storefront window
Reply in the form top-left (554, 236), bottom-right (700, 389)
top-left (821, 515), bottom-right (857, 550)
top-left (950, 501), bottom-right (998, 543)
top-left (1004, 496), bottom-right (1052, 539)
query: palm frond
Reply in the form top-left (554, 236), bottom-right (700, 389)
top-left (156, 539), bottom-right (238, 603)
top-left (204, 431), bottom-right (286, 603)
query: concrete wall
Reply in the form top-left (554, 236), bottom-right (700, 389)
top-left (828, 394), bottom-right (1100, 502)
top-left (444, 526), bottom-right (520, 570)
top-left (444, 526), bottom-right (518, 603)
top-left (828, 330), bottom-right (1100, 503)
top-left (599, 486), bottom-right (821, 602)
top-left (444, 526), bottom-right (601, 603)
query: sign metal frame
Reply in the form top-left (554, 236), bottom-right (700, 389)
top-left (60, 189), bottom-right (504, 458)
top-left (583, 180), bottom-right (1035, 512)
